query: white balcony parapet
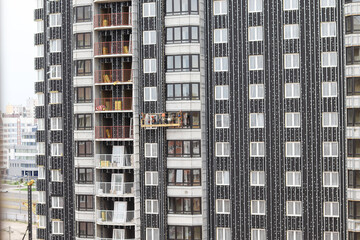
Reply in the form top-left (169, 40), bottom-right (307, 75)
top-left (349, 219), bottom-right (360, 232)
top-left (95, 154), bottom-right (134, 169)
top-left (348, 188), bottom-right (360, 200)
top-left (96, 182), bottom-right (134, 197)
top-left (96, 210), bottom-right (135, 225)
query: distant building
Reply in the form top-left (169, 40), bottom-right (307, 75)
top-left (8, 145), bottom-right (38, 178)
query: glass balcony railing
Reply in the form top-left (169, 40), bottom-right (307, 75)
top-left (96, 210), bottom-right (135, 225)
top-left (95, 154), bottom-right (134, 168)
top-left (96, 182), bottom-right (134, 197)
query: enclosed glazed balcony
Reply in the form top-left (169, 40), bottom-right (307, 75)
top-left (95, 126), bottom-right (133, 140)
top-left (95, 97), bottom-right (133, 112)
top-left (96, 210), bottom-right (135, 225)
top-left (95, 41), bottom-right (132, 56)
top-left (95, 154), bottom-right (134, 169)
top-left (95, 69), bottom-right (132, 84)
top-left (96, 182), bottom-right (134, 197)
top-left (94, 13), bottom-right (132, 29)
top-left (96, 226), bottom-right (135, 240)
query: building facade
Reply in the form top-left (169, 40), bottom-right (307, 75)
top-left (34, 0), bottom-right (350, 239)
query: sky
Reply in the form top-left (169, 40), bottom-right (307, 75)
top-left (0, 0), bottom-right (36, 111)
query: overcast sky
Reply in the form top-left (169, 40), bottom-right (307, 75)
top-left (0, 0), bottom-right (36, 111)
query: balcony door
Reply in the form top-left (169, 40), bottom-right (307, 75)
top-left (111, 173), bottom-right (124, 194)
top-left (113, 201), bottom-right (127, 223)
top-left (113, 229), bottom-right (125, 240)
top-left (112, 146), bottom-right (125, 166)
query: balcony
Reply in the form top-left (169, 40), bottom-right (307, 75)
top-left (95, 69), bottom-right (132, 84)
top-left (96, 210), bottom-right (135, 225)
top-left (94, 13), bottom-right (132, 29)
top-left (96, 182), bottom-right (134, 197)
top-left (95, 97), bottom-right (133, 112)
top-left (96, 239), bottom-right (135, 240)
top-left (94, 41), bottom-right (132, 57)
top-left (95, 154), bottom-right (134, 169)
top-left (95, 126), bottom-right (133, 140)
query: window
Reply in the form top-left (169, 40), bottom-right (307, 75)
top-left (36, 0), bottom-right (43, 8)
top-left (215, 86), bottom-right (229, 100)
top-left (166, 26), bottom-right (199, 44)
top-left (249, 84), bottom-right (264, 99)
top-left (76, 114), bottom-right (92, 130)
top-left (51, 143), bottom-right (63, 156)
top-left (166, 0), bottom-right (199, 15)
top-left (168, 169), bottom-right (201, 186)
top-left (39, 216), bottom-right (46, 228)
top-left (287, 231), bottom-right (302, 240)
top-left (146, 200), bottom-right (159, 214)
top-left (349, 232), bottom-right (360, 239)
top-left (323, 142), bottom-right (338, 157)
top-left (52, 197), bottom-right (64, 208)
top-left (346, 15), bottom-right (360, 34)
top-left (37, 94), bottom-right (44, 106)
top-left (38, 119), bottom-right (45, 130)
top-left (283, 0), bottom-right (298, 10)
top-left (77, 222), bottom-right (94, 238)
top-left (250, 142), bottom-right (265, 157)
top-left (76, 195), bottom-right (94, 211)
top-left (75, 33), bottom-right (91, 49)
top-left (76, 141), bottom-right (93, 157)
top-left (144, 87), bottom-right (157, 101)
top-left (324, 232), bottom-right (339, 240)
top-left (50, 65), bottom-right (61, 79)
top-left (143, 31), bottom-right (157, 45)
top-left (285, 113), bottom-right (300, 128)
top-left (145, 172), bottom-right (159, 185)
top-left (348, 139), bottom-right (360, 157)
top-left (287, 201), bottom-right (302, 216)
top-left (217, 199), bottom-right (230, 214)
top-left (214, 29), bottom-right (228, 43)
top-left (216, 114), bottom-right (230, 128)
top-left (49, 14), bottom-right (61, 27)
top-left (145, 143), bottom-right (158, 157)
top-left (349, 170), bottom-right (360, 188)
top-left (323, 172), bottom-right (339, 187)
top-left (168, 197), bottom-right (201, 214)
top-left (322, 52), bottom-right (338, 67)
top-left (321, 0), bottom-right (336, 8)
top-left (284, 24), bottom-right (299, 39)
top-left (250, 171), bottom-right (265, 186)
top-left (38, 167), bottom-right (45, 179)
top-left (249, 113), bottom-right (264, 128)
top-left (251, 200), bottom-right (266, 215)
top-left (324, 202), bottom-right (339, 217)
top-left (146, 228), bottom-right (159, 240)
top-left (321, 22), bottom-right (337, 37)
top-left (50, 39), bottom-right (61, 52)
top-left (168, 140), bottom-right (201, 157)
top-left (249, 55), bottom-right (263, 70)
top-left (36, 21), bottom-right (44, 33)
top-left (51, 170), bottom-right (62, 182)
top-left (248, 26), bottom-right (263, 41)
top-left (167, 55), bottom-right (200, 72)
top-left (216, 171), bottom-right (230, 185)
top-left (216, 142), bottom-right (230, 157)
top-left (144, 59), bottom-right (157, 73)
top-left (285, 83), bottom-right (300, 98)
top-left (76, 87), bottom-right (92, 103)
top-left (322, 112), bottom-right (338, 127)
top-left (35, 45), bottom-right (44, 57)
top-left (38, 142), bottom-right (45, 155)
top-left (38, 192), bottom-right (46, 203)
top-left (168, 112), bottom-right (200, 129)
top-left (214, 0), bottom-right (227, 15)
top-left (167, 83), bottom-right (200, 101)
top-left (286, 142), bottom-right (301, 157)
top-left (50, 117), bottom-right (62, 130)
top-left (52, 221), bottom-right (64, 234)
top-left (76, 60), bottom-right (92, 76)
top-left (75, 168), bottom-right (94, 184)
top-left (50, 92), bottom-right (62, 104)
top-left (284, 54), bottom-right (300, 69)
top-left (349, 201), bottom-right (360, 219)
top-left (251, 229), bottom-right (266, 240)
top-left (286, 172), bottom-right (301, 187)
top-left (248, 0), bottom-right (263, 12)
top-left (75, 6), bottom-right (91, 23)
top-left (36, 69), bottom-right (44, 82)
top-left (143, 3), bottom-right (156, 17)
top-left (347, 77), bottom-right (360, 96)
top-left (169, 226), bottom-right (202, 240)
top-left (347, 46), bottom-right (360, 65)
top-left (322, 82), bottom-right (337, 97)
top-left (217, 228), bottom-right (231, 240)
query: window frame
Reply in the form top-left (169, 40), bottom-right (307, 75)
top-left (248, 0), bottom-right (263, 13)
top-left (250, 171), bottom-right (265, 186)
top-left (322, 52), bottom-right (338, 67)
top-left (76, 87), bottom-right (92, 103)
top-left (75, 60), bottom-right (92, 76)
top-left (166, 0), bottom-right (199, 15)
top-left (284, 53), bottom-right (300, 69)
top-left (286, 172), bottom-right (302, 187)
top-left (324, 202), bottom-right (339, 217)
top-left (75, 6), bottom-right (92, 23)
top-left (321, 22), bottom-right (337, 38)
top-left (249, 55), bottom-right (264, 70)
top-left (322, 82), bottom-right (337, 97)
top-left (145, 143), bottom-right (158, 158)
top-left (347, 77), bottom-right (360, 96)
top-left (76, 222), bottom-right (94, 238)
top-left (168, 197), bottom-right (202, 214)
top-left (167, 83), bottom-right (200, 101)
top-left (76, 195), bottom-right (94, 211)
top-left (323, 172), bottom-right (339, 187)
top-left (322, 112), bottom-right (338, 127)
top-left (215, 85), bottom-right (229, 100)
top-left (248, 26), bottom-right (263, 41)
top-left (215, 114), bottom-right (230, 128)
top-left (143, 3), bottom-right (156, 17)
top-left (52, 221), bottom-right (64, 235)
top-left (285, 83), bottom-right (300, 98)
top-left (214, 0), bottom-right (228, 15)
top-left (145, 171), bottom-right (159, 186)
top-left (76, 114), bottom-right (92, 130)
top-left (166, 26), bottom-right (200, 44)
top-left (146, 199), bottom-right (159, 214)
top-left (249, 113), bottom-right (264, 128)
top-left (167, 140), bottom-right (201, 157)
top-left (216, 199), bottom-right (231, 214)
top-left (75, 168), bottom-right (94, 184)
top-left (144, 87), bottom-right (157, 101)
top-left (249, 84), bottom-right (265, 99)
top-left (250, 142), bottom-right (265, 157)
top-left (143, 30), bottom-right (157, 45)
top-left (144, 59), bottom-right (157, 73)
top-left (76, 141), bottom-right (93, 157)
top-left (214, 28), bottom-right (228, 43)
top-left (284, 24), bottom-right (299, 39)
top-left (167, 54), bottom-right (200, 72)
top-left (285, 112), bottom-right (301, 128)
top-left (251, 200), bottom-right (266, 215)
top-left (75, 33), bottom-right (91, 49)
top-left (286, 201), bottom-right (302, 216)
top-left (168, 169), bottom-right (201, 186)
top-left (215, 142), bottom-right (230, 157)
top-left (323, 142), bottom-right (338, 157)
top-left (216, 171), bottom-right (230, 185)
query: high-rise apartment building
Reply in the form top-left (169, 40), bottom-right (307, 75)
top-left (34, 0), bottom-right (349, 239)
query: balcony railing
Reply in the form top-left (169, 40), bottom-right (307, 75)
top-left (96, 238), bottom-right (135, 240)
top-left (96, 182), bottom-right (134, 196)
top-left (95, 69), bottom-right (132, 84)
top-left (95, 41), bottom-right (131, 56)
top-left (96, 210), bottom-right (135, 224)
top-left (95, 126), bottom-right (133, 139)
top-left (95, 154), bottom-right (134, 168)
top-left (95, 97), bottom-right (133, 111)
top-left (94, 13), bottom-right (132, 28)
